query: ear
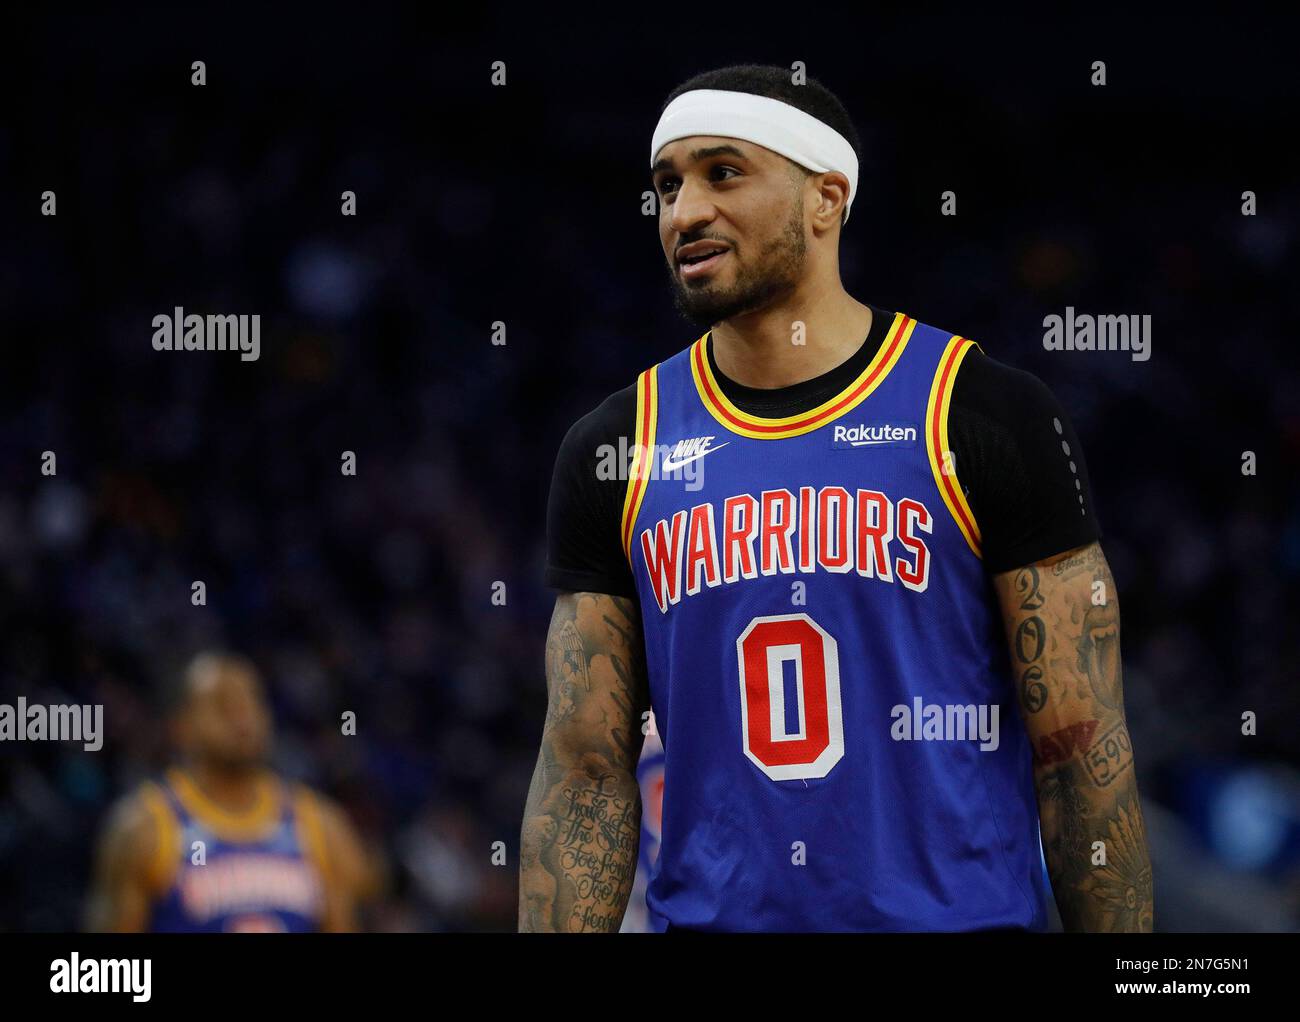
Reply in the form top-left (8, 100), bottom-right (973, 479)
top-left (811, 170), bottom-right (850, 231)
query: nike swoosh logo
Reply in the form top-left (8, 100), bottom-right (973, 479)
top-left (661, 442), bottom-right (730, 471)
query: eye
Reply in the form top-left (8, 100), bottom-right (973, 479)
top-left (655, 164), bottom-right (742, 202)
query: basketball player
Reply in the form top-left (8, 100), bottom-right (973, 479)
top-left (87, 652), bottom-right (375, 932)
top-left (520, 65), bottom-right (1153, 932)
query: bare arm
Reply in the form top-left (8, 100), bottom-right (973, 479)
top-left (307, 791), bottom-right (382, 933)
top-left (992, 541), bottom-right (1153, 932)
top-left (519, 591), bottom-right (650, 932)
top-left (85, 792), bottom-right (166, 933)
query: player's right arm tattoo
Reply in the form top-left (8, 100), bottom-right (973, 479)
top-left (518, 591), bottom-right (650, 932)
top-left (992, 542), bottom-right (1153, 932)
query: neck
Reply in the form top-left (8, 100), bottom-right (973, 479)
top-left (710, 275), bottom-right (873, 390)
top-left (185, 761), bottom-right (265, 812)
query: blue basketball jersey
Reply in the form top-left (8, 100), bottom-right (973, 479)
top-left (145, 769), bottom-right (327, 933)
top-left (620, 311), bottom-right (1048, 931)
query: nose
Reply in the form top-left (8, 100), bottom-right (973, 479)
top-left (667, 176), bottom-right (716, 238)
top-left (227, 699), bottom-right (265, 733)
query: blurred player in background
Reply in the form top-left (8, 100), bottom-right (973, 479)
top-left (87, 652), bottom-right (377, 932)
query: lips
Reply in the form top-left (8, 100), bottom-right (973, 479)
top-left (677, 240), bottom-right (728, 264)
top-left (677, 243), bottom-right (729, 280)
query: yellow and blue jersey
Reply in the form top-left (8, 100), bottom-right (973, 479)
top-left (621, 312), bottom-right (1048, 931)
top-left (141, 768), bottom-right (329, 933)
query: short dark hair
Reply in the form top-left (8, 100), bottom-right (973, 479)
top-left (661, 64), bottom-right (862, 165)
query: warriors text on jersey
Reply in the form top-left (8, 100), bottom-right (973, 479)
top-left (619, 312), bottom-right (1050, 931)
top-left (140, 768), bottom-right (329, 932)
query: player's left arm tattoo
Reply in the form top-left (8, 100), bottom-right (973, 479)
top-left (519, 592), bottom-right (650, 932)
top-left (992, 541), bottom-right (1153, 932)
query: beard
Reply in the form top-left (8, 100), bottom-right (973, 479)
top-left (667, 196), bottom-right (807, 331)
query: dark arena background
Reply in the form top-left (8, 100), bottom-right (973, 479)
top-left (1, 4), bottom-right (1298, 968)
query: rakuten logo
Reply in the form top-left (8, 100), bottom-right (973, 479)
top-left (831, 423), bottom-right (919, 448)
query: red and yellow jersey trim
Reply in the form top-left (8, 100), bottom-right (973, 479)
top-left (689, 311), bottom-right (915, 440)
top-left (165, 767), bottom-right (281, 842)
top-left (620, 365), bottom-right (659, 561)
top-left (926, 335), bottom-right (983, 558)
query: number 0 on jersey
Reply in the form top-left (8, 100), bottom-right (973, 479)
top-left (736, 613), bottom-right (845, 781)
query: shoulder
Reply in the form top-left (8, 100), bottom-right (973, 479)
top-left (105, 782), bottom-right (173, 842)
top-left (946, 346), bottom-right (1086, 464)
top-left (293, 783), bottom-right (345, 829)
top-left (558, 382), bottom-right (639, 459)
top-left (546, 381), bottom-right (645, 599)
top-left (951, 348), bottom-right (1066, 419)
top-left (942, 345), bottom-right (1101, 571)
top-left (292, 784), bottom-right (377, 897)
top-left (97, 782), bottom-right (178, 889)
top-left (293, 784), bottom-right (371, 856)
top-left (551, 382), bottom-right (639, 494)
top-left (558, 331), bottom-right (702, 446)
top-left (563, 338), bottom-right (699, 441)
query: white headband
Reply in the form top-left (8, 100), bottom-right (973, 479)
top-left (650, 89), bottom-right (859, 224)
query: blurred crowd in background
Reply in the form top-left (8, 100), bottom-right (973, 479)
top-left (1, 12), bottom-right (1297, 931)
